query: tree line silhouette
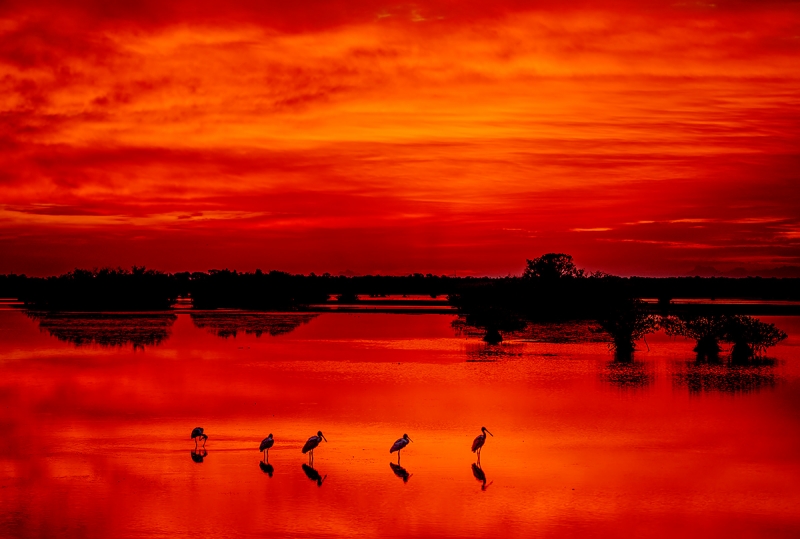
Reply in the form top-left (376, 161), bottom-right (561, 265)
top-left (0, 254), bottom-right (794, 360)
top-left (2, 258), bottom-right (798, 312)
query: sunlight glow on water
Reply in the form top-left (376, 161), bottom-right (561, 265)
top-left (1, 312), bottom-right (799, 538)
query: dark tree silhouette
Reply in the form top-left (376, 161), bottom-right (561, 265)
top-left (664, 314), bottom-right (786, 363)
top-left (3, 255), bottom-right (799, 317)
top-left (523, 253), bottom-right (585, 280)
top-left (724, 315), bottom-right (787, 362)
top-left (663, 315), bottom-right (727, 362)
top-left (595, 297), bottom-right (659, 361)
top-left (20, 267), bottom-right (177, 311)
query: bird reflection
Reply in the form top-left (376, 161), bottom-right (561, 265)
top-left (471, 462), bottom-right (492, 491)
top-left (259, 461), bottom-right (274, 477)
top-left (301, 463), bottom-right (327, 487)
top-left (190, 449), bottom-right (208, 463)
top-left (389, 462), bottom-right (412, 483)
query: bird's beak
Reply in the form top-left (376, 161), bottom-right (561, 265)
top-left (322, 434), bottom-right (328, 442)
top-left (486, 430), bottom-right (493, 437)
top-left (408, 437), bottom-right (413, 442)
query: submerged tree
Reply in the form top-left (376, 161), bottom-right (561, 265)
top-left (595, 297), bottom-right (660, 361)
top-left (454, 306), bottom-right (527, 344)
top-left (723, 315), bottom-right (787, 362)
top-left (664, 314), bottom-right (787, 363)
top-left (663, 315), bottom-right (728, 362)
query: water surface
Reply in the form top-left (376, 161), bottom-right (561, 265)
top-left (1, 310), bottom-right (799, 538)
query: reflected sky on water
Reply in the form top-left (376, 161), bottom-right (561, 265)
top-left (1, 312), bottom-right (800, 538)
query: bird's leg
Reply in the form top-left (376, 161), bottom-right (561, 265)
top-left (397, 451), bottom-right (401, 465)
top-left (194, 437), bottom-right (198, 449)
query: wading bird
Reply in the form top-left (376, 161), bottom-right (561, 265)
top-left (191, 427), bottom-right (208, 448)
top-left (301, 430), bottom-right (327, 463)
top-left (259, 433), bottom-right (274, 461)
top-left (389, 433), bottom-right (413, 463)
top-left (471, 426), bottom-right (493, 461)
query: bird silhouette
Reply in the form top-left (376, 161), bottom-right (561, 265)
top-left (190, 449), bottom-right (207, 463)
top-left (191, 427), bottom-right (208, 449)
top-left (259, 433), bottom-right (274, 461)
top-left (471, 426), bottom-right (493, 462)
top-left (301, 430), bottom-right (327, 464)
top-left (389, 433), bottom-right (413, 464)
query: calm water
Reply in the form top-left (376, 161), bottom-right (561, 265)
top-left (1, 310), bottom-right (799, 538)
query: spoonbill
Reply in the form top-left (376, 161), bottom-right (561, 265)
top-left (471, 426), bottom-right (493, 461)
top-left (191, 427), bottom-right (208, 448)
top-left (302, 431), bottom-right (327, 463)
top-left (389, 433), bottom-right (413, 463)
top-left (259, 433), bottom-right (274, 460)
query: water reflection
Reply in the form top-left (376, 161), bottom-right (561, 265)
top-left (190, 313), bottom-right (317, 338)
top-left (465, 342), bottom-right (523, 362)
top-left (259, 461), bottom-right (274, 477)
top-left (28, 312), bottom-right (177, 349)
top-left (451, 314), bottom-right (525, 344)
top-left (190, 449), bottom-right (208, 463)
top-left (301, 464), bottom-right (327, 487)
top-left (603, 358), bottom-right (654, 389)
top-left (2, 310), bottom-right (799, 538)
top-left (673, 359), bottom-right (778, 394)
top-left (389, 462), bottom-right (412, 483)
top-left (454, 318), bottom-right (608, 346)
top-left (511, 322), bottom-right (609, 344)
top-left (471, 462), bottom-right (492, 491)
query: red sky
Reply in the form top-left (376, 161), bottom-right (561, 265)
top-left (1, 0), bottom-right (799, 276)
